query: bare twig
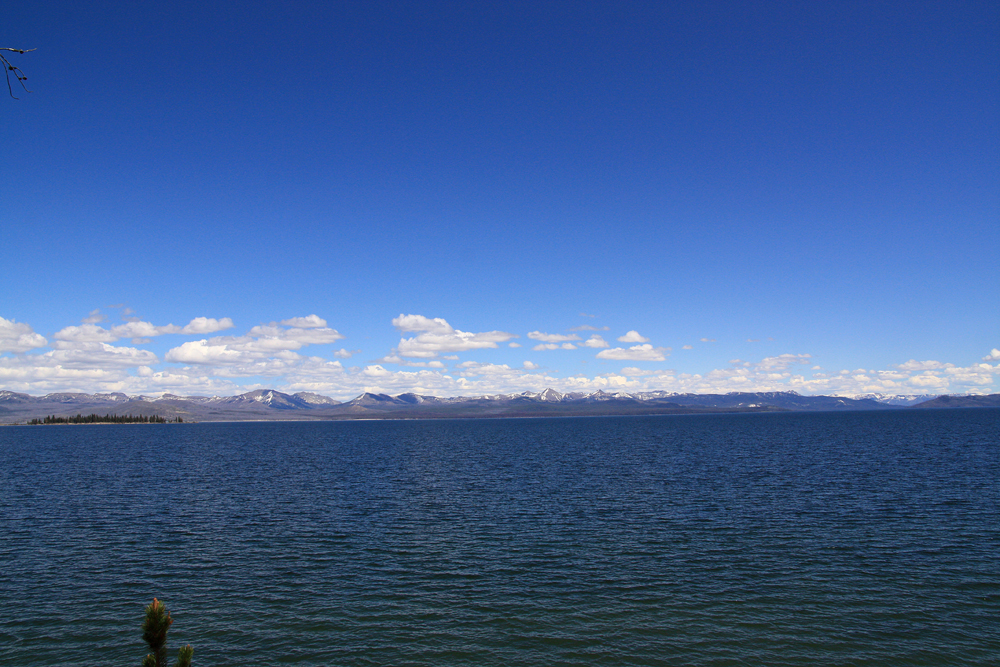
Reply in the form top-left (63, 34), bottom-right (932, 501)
top-left (1, 48), bottom-right (35, 99)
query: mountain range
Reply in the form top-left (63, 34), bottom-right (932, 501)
top-left (2, 388), bottom-right (995, 424)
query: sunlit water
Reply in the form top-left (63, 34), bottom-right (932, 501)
top-left (2, 410), bottom-right (998, 666)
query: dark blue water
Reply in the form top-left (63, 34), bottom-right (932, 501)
top-left (1, 410), bottom-right (998, 666)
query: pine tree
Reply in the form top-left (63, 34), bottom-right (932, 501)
top-left (141, 598), bottom-right (193, 667)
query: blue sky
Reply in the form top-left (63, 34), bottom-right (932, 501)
top-left (2, 1), bottom-right (998, 399)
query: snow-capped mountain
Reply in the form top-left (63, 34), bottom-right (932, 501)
top-left (293, 392), bottom-right (342, 406)
top-left (0, 386), bottom-right (984, 424)
top-left (835, 393), bottom-right (939, 406)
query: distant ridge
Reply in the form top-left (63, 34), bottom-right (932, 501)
top-left (3, 388), bottom-right (993, 423)
top-left (910, 394), bottom-right (1000, 409)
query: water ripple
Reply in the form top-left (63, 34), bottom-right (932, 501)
top-left (1, 410), bottom-right (998, 665)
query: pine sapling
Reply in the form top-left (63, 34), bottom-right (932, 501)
top-left (141, 598), bottom-right (193, 667)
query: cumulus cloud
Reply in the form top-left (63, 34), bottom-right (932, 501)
top-left (582, 335), bottom-right (610, 348)
top-left (392, 314), bottom-right (515, 358)
top-left (378, 354), bottom-right (449, 369)
top-left (82, 309), bottom-right (106, 324)
top-left (701, 338), bottom-right (716, 343)
top-left (54, 317), bottom-right (234, 343)
top-left (682, 345), bottom-right (693, 350)
top-left (569, 324), bottom-right (610, 331)
top-left (47, 343), bottom-right (159, 369)
top-left (0, 317), bottom-right (49, 353)
top-left (392, 314), bottom-right (453, 334)
top-left (166, 340), bottom-right (249, 365)
top-left (532, 342), bottom-right (578, 351)
top-left (528, 331), bottom-right (581, 343)
top-left (279, 314), bottom-right (327, 328)
top-left (618, 367), bottom-right (668, 377)
top-left (182, 317), bottom-right (235, 334)
top-left (5, 311), bottom-right (1000, 401)
top-left (755, 354), bottom-right (812, 371)
top-left (596, 344), bottom-right (669, 361)
top-left (1, 341), bottom-right (157, 372)
top-left (247, 324), bottom-right (344, 346)
top-left (53, 324), bottom-right (119, 344)
top-left (165, 320), bottom-right (343, 368)
top-left (618, 330), bottom-right (650, 343)
top-left (897, 359), bottom-right (952, 371)
top-left (456, 361), bottom-right (521, 377)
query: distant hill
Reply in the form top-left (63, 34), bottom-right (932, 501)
top-left (0, 387), bottom-right (953, 423)
top-left (910, 394), bottom-right (1000, 409)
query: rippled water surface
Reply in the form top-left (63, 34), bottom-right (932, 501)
top-left (2, 410), bottom-right (998, 665)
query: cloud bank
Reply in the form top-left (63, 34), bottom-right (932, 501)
top-left (1, 311), bottom-right (998, 400)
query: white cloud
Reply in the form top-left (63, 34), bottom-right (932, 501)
top-left (1, 341), bottom-right (157, 372)
top-left (682, 345), bottom-right (693, 350)
top-left (906, 373), bottom-right (951, 388)
top-left (54, 317), bottom-right (234, 343)
top-left (4, 311), bottom-right (1000, 401)
top-left (618, 330), bottom-right (650, 343)
top-left (165, 321), bottom-right (343, 368)
top-left (113, 321), bottom-right (174, 339)
top-left (182, 317), bottom-right (235, 334)
top-left (700, 338), bottom-right (716, 343)
top-left (246, 324), bottom-right (344, 346)
top-left (897, 359), bottom-right (952, 371)
top-left (582, 335), bottom-right (610, 348)
top-left (532, 341), bottom-right (578, 351)
top-left (82, 309), bottom-right (106, 324)
top-left (528, 331), bottom-right (581, 343)
top-left (47, 343), bottom-right (159, 369)
top-left (363, 364), bottom-right (392, 377)
top-left (508, 342), bottom-right (521, 348)
top-left (569, 324), bottom-right (609, 331)
top-left (456, 361), bottom-right (520, 377)
top-left (54, 324), bottom-right (119, 343)
top-left (756, 354), bottom-right (812, 371)
top-left (279, 314), bottom-right (327, 329)
top-left (392, 314), bottom-right (515, 358)
top-left (596, 344), bottom-right (668, 361)
top-left (618, 367), bottom-right (668, 377)
top-left (392, 314), bottom-right (453, 334)
top-left (0, 317), bottom-right (48, 353)
top-left (166, 340), bottom-right (248, 365)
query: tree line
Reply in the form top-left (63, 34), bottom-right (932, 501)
top-left (27, 413), bottom-right (183, 425)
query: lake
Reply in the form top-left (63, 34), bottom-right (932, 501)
top-left (1, 409), bottom-right (998, 665)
